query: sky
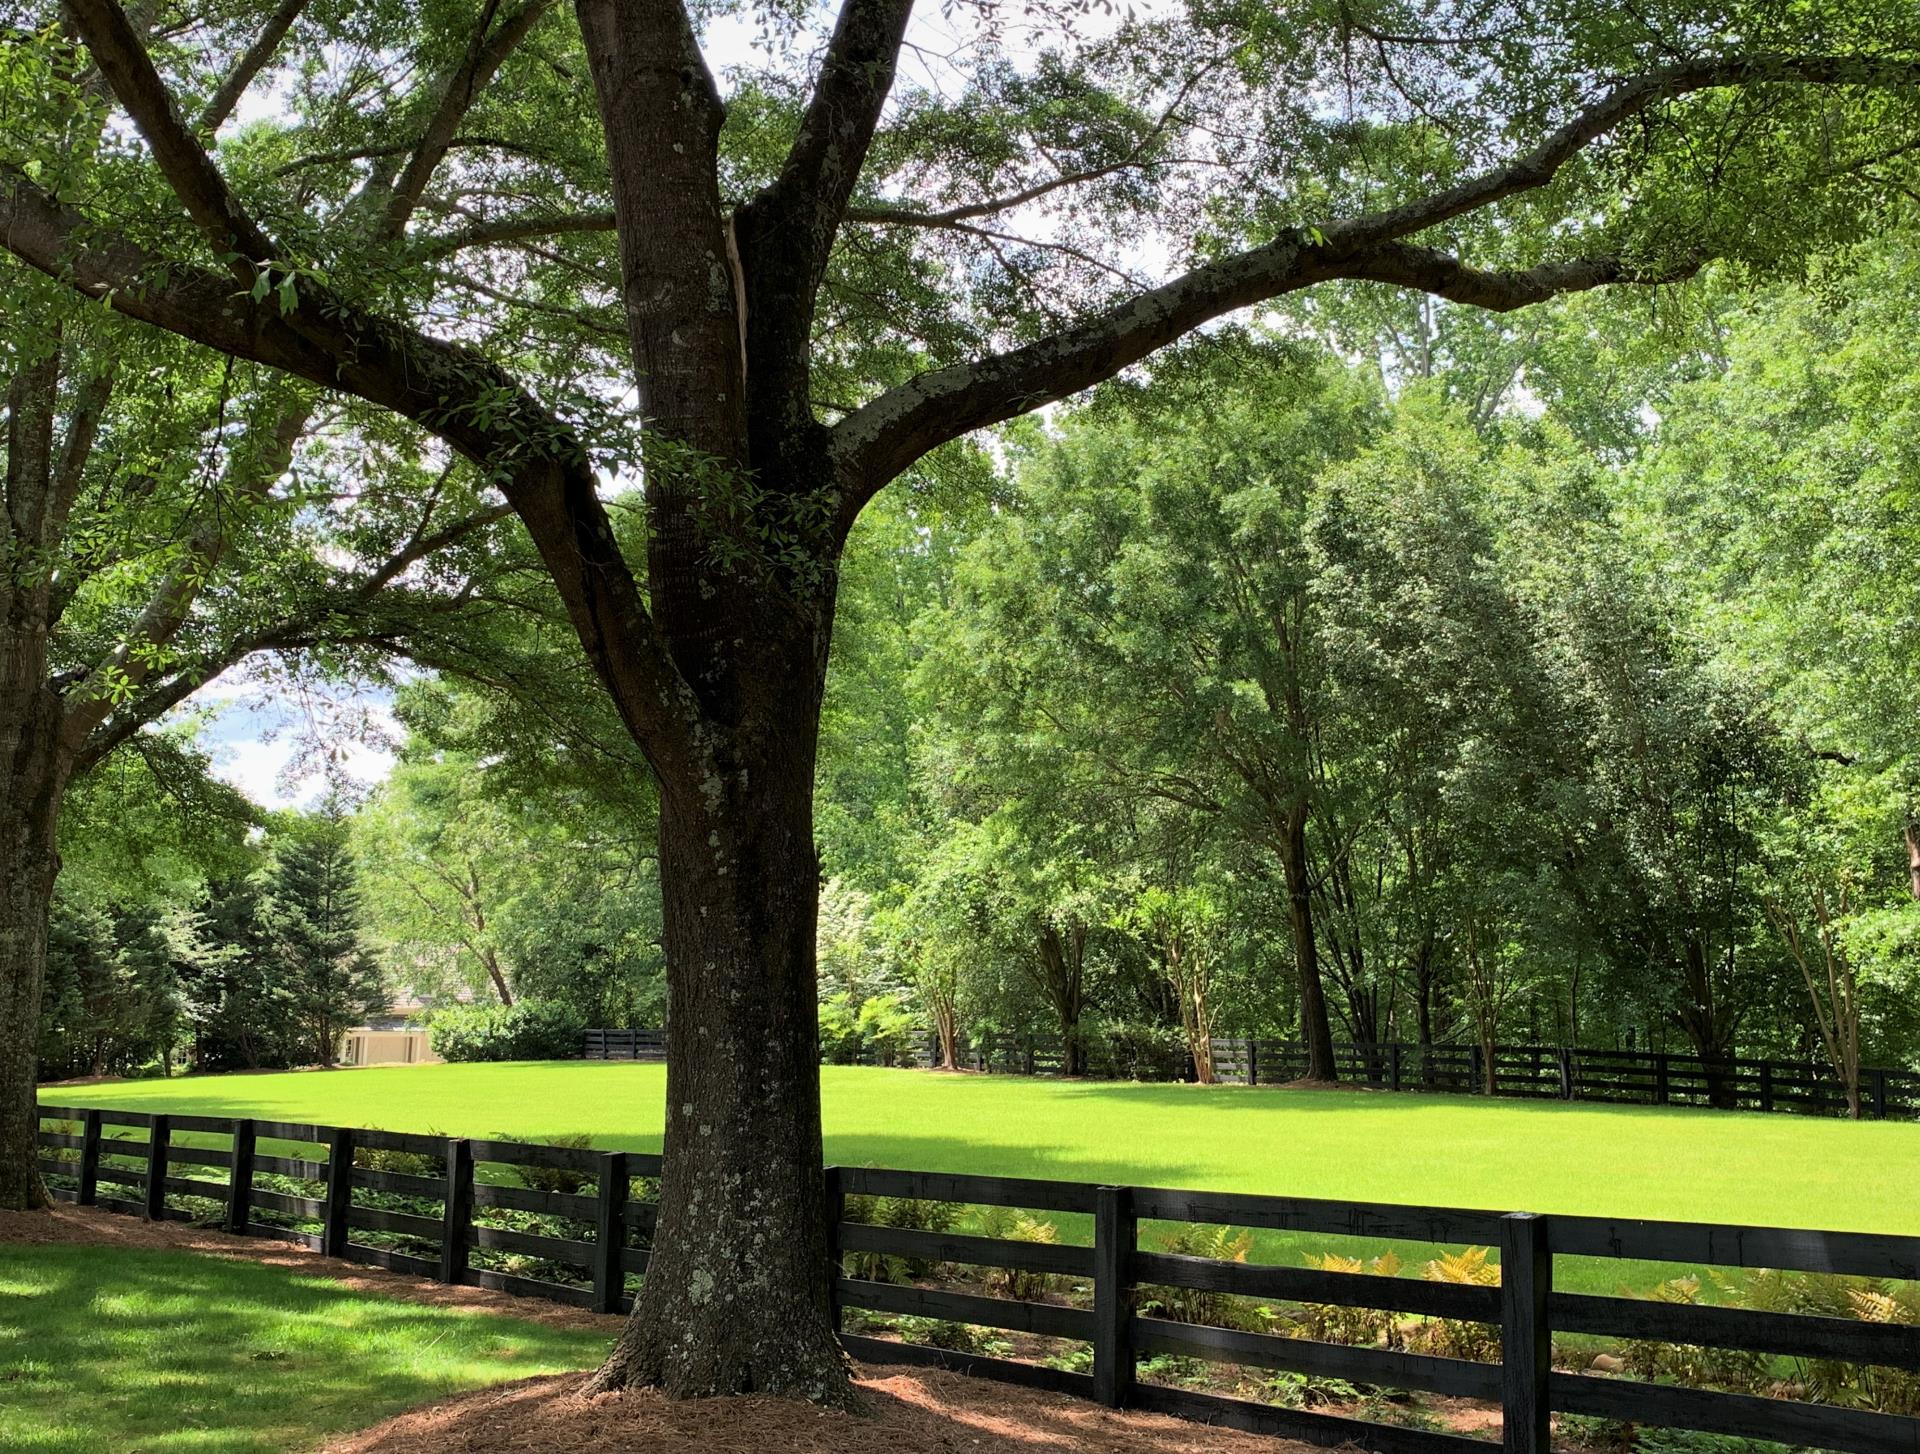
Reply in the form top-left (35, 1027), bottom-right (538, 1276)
top-left (195, 677), bottom-right (399, 812)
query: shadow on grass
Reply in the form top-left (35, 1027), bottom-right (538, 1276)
top-left (0, 1243), bottom-right (610, 1454)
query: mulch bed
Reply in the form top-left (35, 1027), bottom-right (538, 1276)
top-left (4, 1205), bottom-right (1320, 1454)
top-left (319, 1370), bottom-right (1318, 1454)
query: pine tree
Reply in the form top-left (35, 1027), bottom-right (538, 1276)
top-left (259, 810), bottom-right (386, 1066)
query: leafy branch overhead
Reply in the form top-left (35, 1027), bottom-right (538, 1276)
top-left (3, 1), bottom-right (1915, 775)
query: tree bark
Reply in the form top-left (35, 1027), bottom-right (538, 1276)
top-left (1675, 937), bottom-right (1738, 1109)
top-left (1281, 803), bottom-right (1337, 1081)
top-left (586, 638), bottom-right (851, 1405)
top-left (0, 632), bottom-right (68, 1211)
top-left (1034, 923), bottom-right (1088, 1076)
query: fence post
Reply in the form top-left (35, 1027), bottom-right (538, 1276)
top-left (77, 1108), bottom-right (102, 1206)
top-left (1092, 1185), bottom-right (1136, 1409)
top-left (1390, 1042), bottom-right (1403, 1093)
top-left (593, 1150), bottom-right (630, 1313)
top-left (324, 1127), bottom-right (355, 1258)
top-left (227, 1120), bottom-right (256, 1235)
top-left (1870, 1069), bottom-right (1888, 1120)
top-left (1556, 1048), bottom-right (1573, 1101)
top-left (1500, 1212), bottom-right (1551, 1454)
top-left (440, 1137), bottom-right (473, 1284)
top-left (143, 1115), bottom-right (171, 1221)
top-left (1247, 1036), bottom-right (1259, 1087)
top-left (825, 1166), bottom-right (847, 1333)
top-left (1759, 1061), bottom-right (1774, 1114)
top-left (1469, 1044), bottom-right (1484, 1094)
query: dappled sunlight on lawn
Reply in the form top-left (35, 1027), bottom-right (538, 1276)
top-left (0, 1244), bottom-right (609, 1454)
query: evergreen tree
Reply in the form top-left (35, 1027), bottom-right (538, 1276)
top-left (259, 809), bottom-right (386, 1067)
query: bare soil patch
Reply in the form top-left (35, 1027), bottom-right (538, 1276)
top-left (319, 1369), bottom-right (1320, 1454)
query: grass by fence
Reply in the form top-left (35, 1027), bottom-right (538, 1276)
top-left (892, 1032), bottom-right (1920, 1120)
top-left (33, 1101), bottom-right (1920, 1454)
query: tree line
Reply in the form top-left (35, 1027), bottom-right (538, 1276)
top-left (43, 242), bottom-right (1920, 1126)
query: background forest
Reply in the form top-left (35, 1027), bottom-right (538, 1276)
top-left (40, 237), bottom-right (1920, 1113)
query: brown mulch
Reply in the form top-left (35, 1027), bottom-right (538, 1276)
top-left (318, 1370), bottom-right (1319, 1454)
top-left (1272, 1078), bottom-right (1382, 1092)
top-left (6, 1205), bottom-right (1322, 1454)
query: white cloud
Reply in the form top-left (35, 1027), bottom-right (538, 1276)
top-left (189, 674), bottom-right (403, 811)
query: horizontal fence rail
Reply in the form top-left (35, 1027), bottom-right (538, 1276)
top-left (583, 1024), bottom-right (1919, 1120)
top-left (34, 1104), bottom-right (661, 1315)
top-left (33, 1102), bottom-right (1920, 1454)
top-left (581, 1029), bottom-right (667, 1062)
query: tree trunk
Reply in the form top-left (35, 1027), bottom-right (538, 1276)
top-left (0, 651), bottom-right (67, 1211)
top-left (1676, 938), bottom-right (1738, 1109)
top-left (931, 997), bottom-right (958, 1070)
top-left (1034, 924), bottom-right (1088, 1077)
top-left (1280, 804), bottom-right (1336, 1081)
top-left (588, 652), bottom-right (849, 1405)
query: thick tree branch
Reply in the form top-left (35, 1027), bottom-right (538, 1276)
top-left (0, 163), bottom-right (702, 786)
top-left (64, 0), bottom-right (276, 276)
top-left (576, 0), bottom-right (741, 458)
top-left (1328, 53), bottom-right (1920, 251)
top-left (1339, 242), bottom-right (1701, 310)
top-left (737, 0), bottom-right (915, 315)
top-left (195, 0), bottom-right (310, 134)
top-left (386, 0), bottom-right (557, 236)
top-left (423, 208), bottom-right (616, 255)
top-left (829, 236), bottom-right (1685, 519)
top-left (832, 50), bottom-right (1920, 526)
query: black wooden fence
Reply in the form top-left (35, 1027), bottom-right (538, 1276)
top-left (34, 1103), bottom-right (657, 1311)
top-left (924, 1032), bottom-right (1920, 1120)
top-left (1210, 1040), bottom-right (1920, 1120)
top-left (582, 1028), bottom-right (667, 1062)
top-left (34, 1101), bottom-right (1920, 1454)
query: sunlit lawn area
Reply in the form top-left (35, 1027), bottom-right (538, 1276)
top-left (0, 1243), bottom-right (610, 1454)
top-left (42, 1063), bottom-right (1920, 1293)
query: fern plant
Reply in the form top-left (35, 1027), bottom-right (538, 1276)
top-left (977, 1207), bottom-right (1065, 1300)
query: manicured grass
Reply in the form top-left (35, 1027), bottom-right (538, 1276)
top-left (45, 1063), bottom-right (1920, 1230)
top-left (0, 1243), bottom-right (610, 1454)
top-left (42, 1064), bottom-right (1920, 1289)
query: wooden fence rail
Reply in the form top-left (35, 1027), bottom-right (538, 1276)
top-left (33, 1103), bottom-right (1920, 1454)
top-left (581, 1029), bottom-right (667, 1062)
top-left (799, 1027), bottom-right (1920, 1121)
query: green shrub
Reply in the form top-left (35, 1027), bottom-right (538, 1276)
top-left (839, 1193), bottom-right (961, 1282)
top-left (427, 1001), bottom-right (587, 1062)
top-left (492, 1131), bottom-right (597, 1196)
top-left (354, 1135), bottom-right (444, 1179)
top-left (975, 1207), bottom-right (1067, 1301)
top-left (887, 1315), bottom-right (1010, 1356)
top-left (1138, 1224), bottom-right (1265, 1330)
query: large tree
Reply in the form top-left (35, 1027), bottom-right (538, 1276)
top-left (5, 0), bottom-right (1917, 1403)
top-left (0, 0), bottom-right (543, 1209)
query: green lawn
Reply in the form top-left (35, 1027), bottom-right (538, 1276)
top-left (39, 1064), bottom-right (1920, 1292)
top-left (0, 1243), bottom-right (610, 1454)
